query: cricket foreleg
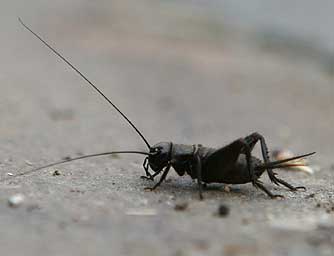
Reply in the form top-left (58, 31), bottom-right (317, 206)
top-left (140, 157), bottom-right (157, 181)
top-left (145, 163), bottom-right (171, 191)
top-left (140, 172), bottom-right (161, 181)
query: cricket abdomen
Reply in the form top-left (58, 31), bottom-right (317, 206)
top-left (202, 155), bottom-right (262, 184)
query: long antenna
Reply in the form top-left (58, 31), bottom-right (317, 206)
top-left (1, 151), bottom-right (149, 181)
top-left (18, 18), bottom-right (151, 149)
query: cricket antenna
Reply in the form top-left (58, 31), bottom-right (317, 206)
top-left (18, 18), bottom-right (151, 149)
top-left (1, 151), bottom-right (149, 181)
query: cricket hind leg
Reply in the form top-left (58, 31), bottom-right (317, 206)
top-left (243, 132), bottom-right (306, 191)
top-left (243, 132), bottom-right (277, 184)
top-left (254, 180), bottom-right (284, 199)
top-left (270, 175), bottom-right (306, 191)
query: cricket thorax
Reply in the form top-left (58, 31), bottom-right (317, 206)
top-left (170, 144), bottom-right (195, 176)
top-left (172, 144), bottom-right (215, 177)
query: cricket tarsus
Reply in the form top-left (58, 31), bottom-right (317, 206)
top-left (18, 17), bottom-right (151, 149)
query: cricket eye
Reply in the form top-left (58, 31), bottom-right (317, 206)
top-left (150, 147), bottom-right (161, 155)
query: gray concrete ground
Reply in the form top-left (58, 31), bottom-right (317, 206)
top-left (0, 1), bottom-right (333, 255)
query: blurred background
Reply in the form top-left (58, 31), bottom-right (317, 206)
top-left (1, 0), bottom-right (333, 155)
top-left (0, 1), bottom-right (333, 256)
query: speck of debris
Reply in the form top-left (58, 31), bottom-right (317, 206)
top-left (70, 189), bottom-right (85, 194)
top-left (26, 204), bottom-right (40, 212)
top-left (52, 170), bottom-right (61, 176)
top-left (8, 194), bottom-right (25, 208)
top-left (193, 239), bottom-right (209, 251)
top-left (58, 221), bottom-right (68, 230)
top-left (242, 218), bottom-right (250, 225)
top-left (174, 202), bottom-right (188, 211)
top-left (305, 193), bottom-right (316, 199)
top-left (224, 185), bottom-right (231, 193)
top-left (62, 156), bottom-right (71, 161)
top-left (25, 160), bottom-right (34, 166)
top-left (315, 202), bottom-right (334, 213)
top-left (49, 108), bottom-right (75, 121)
top-left (7, 172), bottom-right (14, 176)
top-left (217, 204), bottom-right (230, 217)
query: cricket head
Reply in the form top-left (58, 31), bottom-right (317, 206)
top-left (148, 142), bottom-right (173, 172)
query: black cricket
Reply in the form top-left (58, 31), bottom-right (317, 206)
top-left (14, 18), bottom-right (315, 200)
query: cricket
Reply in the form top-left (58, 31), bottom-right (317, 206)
top-left (12, 18), bottom-right (315, 200)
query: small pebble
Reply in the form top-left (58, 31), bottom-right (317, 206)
top-left (7, 173), bottom-right (14, 176)
top-left (305, 193), bottom-right (316, 199)
top-left (52, 170), bottom-right (61, 176)
top-left (224, 185), bottom-right (231, 193)
top-left (8, 194), bottom-right (25, 208)
top-left (26, 204), bottom-right (40, 212)
top-left (242, 218), bottom-right (250, 225)
top-left (25, 160), bottom-right (34, 166)
top-left (174, 202), bottom-right (188, 211)
top-left (217, 204), bottom-right (230, 217)
top-left (168, 195), bottom-right (175, 201)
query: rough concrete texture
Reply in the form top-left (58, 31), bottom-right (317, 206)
top-left (0, 1), bottom-right (333, 256)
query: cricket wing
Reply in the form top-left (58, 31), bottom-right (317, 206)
top-left (202, 139), bottom-right (244, 182)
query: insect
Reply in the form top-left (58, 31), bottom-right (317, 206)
top-left (11, 18), bottom-right (315, 200)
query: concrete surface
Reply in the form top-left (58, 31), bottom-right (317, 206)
top-left (0, 1), bottom-right (333, 255)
